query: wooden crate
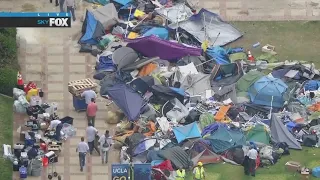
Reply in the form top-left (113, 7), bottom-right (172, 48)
top-left (68, 78), bottom-right (98, 96)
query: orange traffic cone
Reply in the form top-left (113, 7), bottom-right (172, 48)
top-left (17, 71), bottom-right (24, 86)
top-left (247, 50), bottom-right (255, 62)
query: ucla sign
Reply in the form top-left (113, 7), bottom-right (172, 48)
top-left (112, 164), bottom-right (129, 180)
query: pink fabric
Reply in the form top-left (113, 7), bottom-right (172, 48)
top-left (87, 102), bottom-right (98, 116)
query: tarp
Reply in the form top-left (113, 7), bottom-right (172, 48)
top-left (270, 114), bottom-right (302, 150)
top-left (245, 124), bottom-right (270, 145)
top-left (143, 27), bottom-right (169, 40)
top-left (134, 163), bottom-right (152, 180)
top-left (104, 83), bottom-right (145, 121)
top-left (126, 36), bottom-right (202, 62)
top-left (133, 138), bottom-right (156, 156)
top-left (79, 10), bottom-right (106, 45)
top-left (236, 71), bottom-right (264, 92)
top-left (169, 8), bottom-right (242, 46)
top-left (248, 76), bottom-right (288, 108)
top-left (156, 4), bottom-right (193, 24)
top-left (85, 0), bottom-right (109, 5)
top-left (92, 3), bottom-right (118, 29)
top-left (205, 126), bottom-right (246, 153)
top-left (173, 122), bottom-right (201, 143)
top-left (206, 47), bottom-right (230, 64)
top-left (112, 47), bottom-right (139, 70)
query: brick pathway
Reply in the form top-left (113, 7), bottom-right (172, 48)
top-left (9, 0), bottom-right (320, 179)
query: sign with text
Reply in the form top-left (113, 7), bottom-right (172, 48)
top-left (133, 163), bottom-right (152, 180)
top-left (111, 164), bottom-right (129, 180)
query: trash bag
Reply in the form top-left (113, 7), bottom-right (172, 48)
top-left (184, 109), bottom-right (201, 124)
top-left (61, 123), bottom-right (77, 138)
top-left (13, 88), bottom-right (25, 99)
top-left (273, 142), bottom-right (290, 155)
top-left (302, 134), bottom-right (319, 147)
top-left (18, 96), bottom-right (29, 107)
top-left (13, 100), bottom-right (26, 113)
top-left (259, 146), bottom-right (273, 160)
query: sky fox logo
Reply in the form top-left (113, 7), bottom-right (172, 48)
top-left (37, 18), bottom-right (70, 27)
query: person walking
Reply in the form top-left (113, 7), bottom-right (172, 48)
top-left (86, 123), bottom-right (98, 155)
top-left (65, 0), bottom-right (76, 21)
top-left (59, 0), bottom-right (65, 12)
top-left (193, 162), bottom-right (205, 180)
top-left (98, 130), bottom-right (113, 164)
top-left (86, 98), bottom-right (98, 126)
top-left (176, 167), bottom-right (186, 180)
top-left (247, 146), bottom-right (258, 177)
top-left (76, 137), bottom-right (89, 172)
top-left (49, 0), bottom-right (59, 7)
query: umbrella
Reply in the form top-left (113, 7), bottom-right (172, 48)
top-left (248, 76), bottom-right (288, 108)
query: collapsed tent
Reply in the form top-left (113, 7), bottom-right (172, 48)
top-left (245, 124), bottom-right (270, 145)
top-left (248, 76), bottom-right (288, 108)
top-left (188, 140), bottom-right (221, 165)
top-left (169, 9), bottom-right (243, 46)
top-left (205, 126), bottom-right (246, 153)
top-left (180, 73), bottom-right (211, 98)
top-left (126, 36), bottom-right (202, 61)
top-left (79, 10), bottom-right (106, 45)
top-left (102, 83), bottom-right (146, 121)
top-left (236, 71), bottom-right (264, 93)
top-left (173, 122), bottom-right (201, 143)
top-left (158, 146), bottom-right (193, 169)
top-left (270, 114), bottom-right (302, 150)
top-left (210, 61), bottom-right (244, 87)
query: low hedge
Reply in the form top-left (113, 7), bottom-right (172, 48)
top-left (0, 28), bottom-right (18, 69)
top-left (0, 68), bottom-right (17, 96)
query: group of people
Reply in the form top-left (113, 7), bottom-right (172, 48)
top-left (49, 0), bottom-right (77, 21)
top-left (75, 89), bottom-right (113, 171)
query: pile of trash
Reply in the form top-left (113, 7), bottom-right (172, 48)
top-left (78, 0), bottom-right (320, 179)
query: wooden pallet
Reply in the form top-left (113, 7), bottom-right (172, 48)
top-left (68, 78), bottom-right (98, 96)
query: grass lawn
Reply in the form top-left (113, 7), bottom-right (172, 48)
top-left (227, 21), bottom-right (320, 67)
top-left (0, 95), bottom-right (14, 179)
top-left (184, 21), bottom-right (320, 180)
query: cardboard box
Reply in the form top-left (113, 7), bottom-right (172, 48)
top-left (285, 161), bottom-right (301, 172)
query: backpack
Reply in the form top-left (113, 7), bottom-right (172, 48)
top-left (102, 137), bottom-right (110, 149)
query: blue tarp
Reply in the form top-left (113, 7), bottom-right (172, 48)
top-left (173, 122), bottom-right (201, 143)
top-left (304, 80), bottom-right (320, 91)
top-left (248, 76), bottom-right (288, 108)
top-left (85, 0), bottom-right (109, 5)
top-left (79, 11), bottom-right (106, 45)
top-left (143, 27), bottom-right (169, 40)
top-left (113, 0), bottom-right (132, 5)
top-left (201, 123), bottom-right (226, 137)
top-left (206, 47), bottom-right (230, 64)
top-left (96, 55), bottom-right (115, 71)
top-left (105, 83), bottom-right (145, 121)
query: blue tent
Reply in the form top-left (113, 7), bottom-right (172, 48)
top-left (79, 10), bottom-right (106, 45)
top-left (248, 76), bottom-right (288, 108)
top-left (143, 27), bottom-right (169, 40)
top-left (105, 83), bottom-right (145, 121)
top-left (173, 122), bottom-right (201, 143)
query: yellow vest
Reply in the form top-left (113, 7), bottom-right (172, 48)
top-left (176, 169), bottom-right (185, 180)
top-left (194, 167), bottom-right (204, 179)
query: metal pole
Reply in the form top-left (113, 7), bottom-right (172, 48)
top-left (125, 5), bottom-right (133, 38)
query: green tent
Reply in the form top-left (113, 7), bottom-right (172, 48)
top-left (199, 113), bottom-right (214, 130)
top-left (245, 124), bottom-right (270, 145)
top-left (236, 71), bottom-right (264, 92)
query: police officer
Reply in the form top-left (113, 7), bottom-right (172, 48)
top-left (193, 162), bottom-right (205, 180)
top-left (176, 166), bottom-right (186, 180)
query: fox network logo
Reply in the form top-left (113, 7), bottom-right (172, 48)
top-left (37, 18), bottom-right (70, 27)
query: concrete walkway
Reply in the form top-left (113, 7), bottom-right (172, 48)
top-left (7, 0), bottom-right (320, 179)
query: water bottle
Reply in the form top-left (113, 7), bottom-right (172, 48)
top-left (252, 42), bottom-right (260, 48)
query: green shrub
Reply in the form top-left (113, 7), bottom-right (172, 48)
top-left (0, 28), bottom-right (18, 69)
top-left (0, 68), bottom-right (17, 96)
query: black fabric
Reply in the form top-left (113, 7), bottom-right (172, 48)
top-left (27, 147), bottom-right (38, 160)
top-left (79, 44), bottom-right (92, 53)
top-left (184, 109), bottom-right (201, 124)
top-left (242, 156), bottom-right (250, 175)
top-left (91, 49), bottom-right (102, 56)
top-left (210, 61), bottom-right (243, 87)
top-left (302, 134), bottom-right (318, 147)
top-left (309, 118), bottom-right (320, 127)
top-left (130, 78), bottom-right (152, 95)
top-left (176, 56), bottom-right (205, 72)
top-left (151, 85), bottom-right (184, 104)
top-left (273, 142), bottom-right (290, 155)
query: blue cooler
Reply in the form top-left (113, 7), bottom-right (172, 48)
top-left (19, 166), bottom-right (27, 179)
top-left (73, 96), bottom-right (87, 111)
top-left (312, 166), bottom-right (320, 178)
